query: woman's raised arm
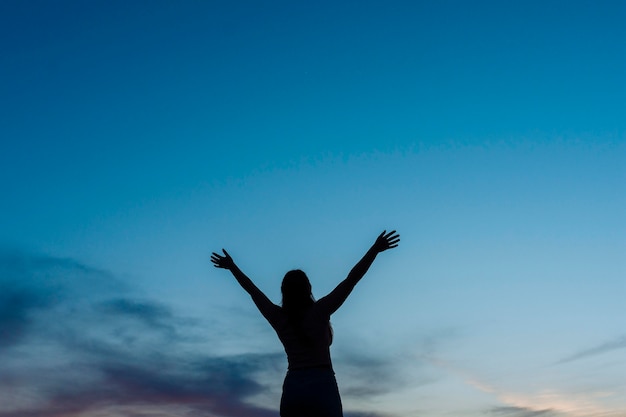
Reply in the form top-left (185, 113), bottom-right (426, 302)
top-left (211, 249), bottom-right (278, 317)
top-left (318, 230), bottom-right (400, 315)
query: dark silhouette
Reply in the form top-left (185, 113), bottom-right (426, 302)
top-left (211, 230), bottom-right (400, 417)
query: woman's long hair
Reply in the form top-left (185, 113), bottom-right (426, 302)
top-left (281, 270), bottom-right (333, 345)
top-left (281, 269), bottom-right (315, 323)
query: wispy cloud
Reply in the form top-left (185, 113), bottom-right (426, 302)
top-left (489, 406), bottom-right (556, 417)
top-left (338, 353), bottom-right (407, 398)
top-left (0, 251), bottom-right (280, 417)
top-left (556, 335), bottom-right (626, 365)
top-left (0, 251), bottom-right (120, 349)
top-left (427, 357), bottom-right (622, 417)
top-left (0, 283), bottom-right (52, 348)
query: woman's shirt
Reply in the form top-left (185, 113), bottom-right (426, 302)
top-left (251, 297), bottom-right (334, 370)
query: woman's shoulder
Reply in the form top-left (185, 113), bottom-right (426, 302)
top-left (310, 300), bottom-right (331, 320)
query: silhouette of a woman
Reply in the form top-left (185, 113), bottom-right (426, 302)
top-left (211, 230), bottom-right (400, 417)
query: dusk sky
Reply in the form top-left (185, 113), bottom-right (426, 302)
top-left (1, 1), bottom-right (625, 417)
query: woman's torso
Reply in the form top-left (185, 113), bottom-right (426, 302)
top-left (267, 302), bottom-right (333, 370)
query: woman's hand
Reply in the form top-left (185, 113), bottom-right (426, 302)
top-left (373, 230), bottom-right (400, 253)
top-left (211, 249), bottom-right (235, 270)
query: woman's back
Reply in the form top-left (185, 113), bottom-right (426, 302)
top-left (269, 302), bottom-right (334, 370)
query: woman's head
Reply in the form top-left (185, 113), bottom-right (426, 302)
top-left (281, 269), bottom-right (332, 344)
top-left (281, 269), bottom-right (314, 316)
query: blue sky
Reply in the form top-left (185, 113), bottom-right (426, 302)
top-left (1, 1), bottom-right (625, 416)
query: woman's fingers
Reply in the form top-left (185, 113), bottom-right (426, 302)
top-left (382, 230), bottom-right (400, 249)
top-left (210, 250), bottom-right (233, 269)
top-left (373, 230), bottom-right (399, 252)
top-left (211, 252), bottom-right (227, 267)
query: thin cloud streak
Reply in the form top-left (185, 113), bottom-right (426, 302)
top-left (556, 335), bottom-right (626, 365)
top-left (489, 406), bottom-right (556, 417)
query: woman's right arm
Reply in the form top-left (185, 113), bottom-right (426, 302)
top-left (318, 230), bottom-right (400, 315)
top-left (211, 249), bottom-right (279, 320)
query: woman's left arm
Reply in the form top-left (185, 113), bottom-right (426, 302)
top-left (318, 230), bottom-right (400, 315)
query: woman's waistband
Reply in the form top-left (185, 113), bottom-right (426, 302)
top-left (288, 363), bottom-right (333, 372)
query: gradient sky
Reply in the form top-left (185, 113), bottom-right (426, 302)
top-left (1, 1), bottom-right (625, 417)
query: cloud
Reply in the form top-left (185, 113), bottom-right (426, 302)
top-left (31, 354), bottom-right (282, 417)
top-left (0, 251), bottom-right (282, 417)
top-left (429, 357), bottom-right (620, 417)
top-left (557, 335), bottom-right (626, 364)
top-left (344, 412), bottom-right (393, 417)
top-left (338, 354), bottom-right (400, 398)
top-left (336, 351), bottom-right (432, 401)
top-left (489, 406), bottom-right (557, 417)
top-left (96, 297), bottom-right (190, 342)
top-left (479, 382), bottom-right (617, 417)
top-left (0, 250), bottom-right (119, 349)
top-left (0, 284), bottom-right (52, 347)
top-left (0, 250), bottom-right (391, 417)
top-left (332, 329), bottom-right (456, 403)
